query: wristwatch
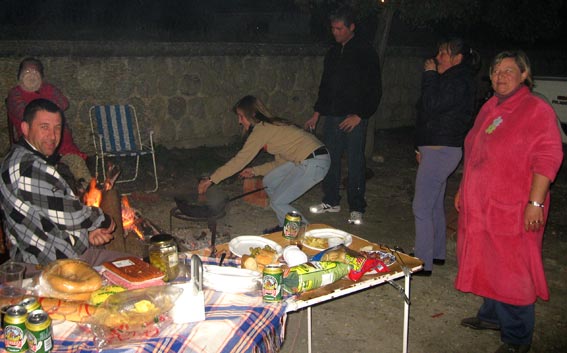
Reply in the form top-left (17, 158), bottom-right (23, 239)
top-left (527, 200), bottom-right (544, 208)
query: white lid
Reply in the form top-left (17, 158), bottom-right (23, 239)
top-left (283, 246), bottom-right (308, 267)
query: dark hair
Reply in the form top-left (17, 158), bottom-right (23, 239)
top-left (232, 95), bottom-right (291, 126)
top-left (439, 37), bottom-right (481, 73)
top-left (17, 57), bottom-right (44, 80)
top-left (490, 50), bottom-right (533, 89)
top-left (329, 5), bottom-right (356, 27)
top-left (23, 99), bottom-right (62, 124)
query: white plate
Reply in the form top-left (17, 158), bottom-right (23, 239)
top-left (302, 228), bottom-right (353, 251)
top-left (228, 236), bottom-right (283, 258)
top-left (203, 265), bottom-right (261, 293)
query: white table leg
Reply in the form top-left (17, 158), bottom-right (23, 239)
top-left (403, 273), bottom-right (411, 353)
top-left (307, 306), bottom-right (312, 353)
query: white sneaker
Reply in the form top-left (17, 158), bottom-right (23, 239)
top-left (309, 203), bottom-right (341, 214)
top-left (348, 211), bottom-right (363, 225)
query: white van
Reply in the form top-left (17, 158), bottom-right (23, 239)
top-left (533, 76), bottom-right (567, 144)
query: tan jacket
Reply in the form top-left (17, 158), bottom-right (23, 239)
top-left (210, 122), bottom-right (324, 183)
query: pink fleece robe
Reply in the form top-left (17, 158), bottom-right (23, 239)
top-left (455, 86), bottom-right (563, 305)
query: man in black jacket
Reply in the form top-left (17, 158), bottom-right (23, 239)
top-left (305, 6), bottom-right (382, 225)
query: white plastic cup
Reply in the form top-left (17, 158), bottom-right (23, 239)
top-left (0, 261), bottom-right (26, 298)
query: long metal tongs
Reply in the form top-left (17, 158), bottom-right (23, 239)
top-left (386, 247), bottom-right (411, 305)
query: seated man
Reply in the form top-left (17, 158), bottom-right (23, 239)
top-left (7, 57), bottom-right (91, 190)
top-left (0, 99), bottom-right (125, 277)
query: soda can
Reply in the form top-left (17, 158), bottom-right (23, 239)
top-left (282, 211), bottom-right (301, 240)
top-left (262, 264), bottom-right (283, 302)
top-left (26, 309), bottom-right (53, 353)
top-left (3, 305), bottom-right (28, 353)
top-left (19, 297), bottom-right (40, 314)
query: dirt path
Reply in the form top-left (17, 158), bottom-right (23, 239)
top-left (129, 128), bottom-right (567, 353)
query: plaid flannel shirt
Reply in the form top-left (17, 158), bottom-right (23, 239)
top-left (0, 142), bottom-right (105, 265)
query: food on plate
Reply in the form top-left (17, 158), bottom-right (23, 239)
top-left (38, 297), bottom-right (99, 323)
top-left (241, 246), bottom-right (279, 273)
top-left (39, 259), bottom-right (103, 301)
top-left (303, 236), bottom-right (329, 249)
top-left (102, 256), bottom-right (166, 289)
top-left (282, 261), bottom-right (349, 294)
top-left (90, 285), bottom-right (127, 306)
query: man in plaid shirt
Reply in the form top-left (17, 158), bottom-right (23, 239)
top-left (0, 99), bottom-right (121, 274)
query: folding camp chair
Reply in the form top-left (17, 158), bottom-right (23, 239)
top-left (89, 104), bottom-right (158, 192)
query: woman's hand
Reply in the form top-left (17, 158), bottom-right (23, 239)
top-left (239, 168), bottom-right (255, 178)
top-left (198, 178), bottom-right (213, 194)
top-left (424, 58), bottom-right (437, 71)
top-left (454, 190), bottom-right (460, 212)
top-left (524, 203), bottom-right (544, 232)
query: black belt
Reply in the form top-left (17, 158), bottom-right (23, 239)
top-left (305, 146), bottom-right (328, 159)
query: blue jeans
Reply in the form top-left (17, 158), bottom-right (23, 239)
top-left (321, 116), bottom-right (368, 213)
top-left (478, 297), bottom-right (535, 345)
top-left (263, 154), bottom-right (330, 226)
top-left (413, 146), bottom-right (462, 270)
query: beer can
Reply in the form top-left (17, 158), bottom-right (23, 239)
top-left (282, 211), bottom-right (301, 240)
top-left (3, 305), bottom-right (28, 353)
top-left (19, 297), bottom-right (40, 314)
top-left (26, 309), bottom-right (53, 353)
top-left (1, 305), bottom-right (15, 331)
top-left (262, 264), bottom-right (283, 302)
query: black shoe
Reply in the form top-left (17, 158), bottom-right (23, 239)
top-left (433, 258), bottom-right (446, 266)
top-left (494, 343), bottom-right (531, 353)
top-left (412, 270), bottom-right (432, 277)
top-left (409, 253), bottom-right (445, 266)
top-left (461, 317), bottom-right (500, 331)
top-left (262, 225), bottom-right (283, 234)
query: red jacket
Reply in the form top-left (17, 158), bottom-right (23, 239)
top-left (7, 83), bottom-right (87, 159)
top-left (455, 86), bottom-right (563, 305)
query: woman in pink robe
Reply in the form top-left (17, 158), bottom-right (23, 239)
top-left (454, 51), bottom-right (563, 353)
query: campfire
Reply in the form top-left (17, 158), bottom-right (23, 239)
top-left (81, 164), bottom-right (163, 253)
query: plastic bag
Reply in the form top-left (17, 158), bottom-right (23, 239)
top-left (310, 245), bottom-right (390, 281)
top-left (282, 261), bottom-right (350, 294)
top-left (37, 259), bottom-right (104, 302)
top-left (88, 285), bottom-right (182, 349)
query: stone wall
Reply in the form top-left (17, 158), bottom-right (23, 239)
top-left (0, 40), bottom-right (428, 156)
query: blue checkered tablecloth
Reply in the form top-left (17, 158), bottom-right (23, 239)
top-left (0, 256), bottom-right (287, 353)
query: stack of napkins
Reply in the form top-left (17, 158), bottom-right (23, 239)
top-left (102, 256), bottom-right (165, 289)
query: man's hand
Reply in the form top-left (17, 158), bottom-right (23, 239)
top-left (339, 114), bottom-right (361, 132)
top-left (239, 168), bottom-right (255, 178)
top-left (88, 218), bottom-right (115, 246)
top-left (415, 151), bottom-right (421, 164)
top-left (304, 113), bottom-right (319, 131)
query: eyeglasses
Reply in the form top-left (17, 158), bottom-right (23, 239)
top-left (490, 67), bottom-right (519, 78)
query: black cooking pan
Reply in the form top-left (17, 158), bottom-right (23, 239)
top-left (174, 187), bottom-right (266, 220)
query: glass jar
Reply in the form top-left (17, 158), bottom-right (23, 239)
top-left (148, 234), bottom-right (179, 282)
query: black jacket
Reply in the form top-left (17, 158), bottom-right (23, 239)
top-left (314, 35), bottom-right (382, 120)
top-left (415, 63), bottom-right (476, 147)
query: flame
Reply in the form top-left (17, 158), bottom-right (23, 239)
top-left (121, 196), bottom-right (144, 240)
top-left (83, 178), bottom-right (102, 207)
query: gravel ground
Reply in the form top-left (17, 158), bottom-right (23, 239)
top-left (122, 127), bottom-right (567, 353)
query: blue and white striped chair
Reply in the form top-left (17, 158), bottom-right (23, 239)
top-left (89, 104), bottom-right (158, 192)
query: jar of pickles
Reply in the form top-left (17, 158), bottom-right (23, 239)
top-left (148, 234), bottom-right (179, 282)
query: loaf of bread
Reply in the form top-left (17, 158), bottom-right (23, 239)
top-left (241, 249), bottom-right (279, 273)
